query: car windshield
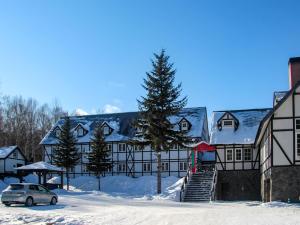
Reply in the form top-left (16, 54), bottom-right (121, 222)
top-left (8, 184), bottom-right (24, 190)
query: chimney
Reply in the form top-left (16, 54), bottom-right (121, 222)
top-left (289, 57), bottom-right (300, 89)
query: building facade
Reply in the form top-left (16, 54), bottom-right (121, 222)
top-left (210, 109), bottom-right (271, 200)
top-left (40, 107), bottom-right (209, 178)
top-left (256, 58), bottom-right (300, 202)
top-left (0, 146), bottom-right (27, 174)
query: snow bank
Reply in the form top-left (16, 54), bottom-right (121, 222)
top-left (49, 175), bottom-right (183, 201)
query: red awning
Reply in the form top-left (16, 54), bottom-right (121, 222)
top-left (193, 141), bottom-right (216, 152)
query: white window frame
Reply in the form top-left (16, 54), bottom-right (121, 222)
top-left (244, 148), bottom-right (252, 161)
top-left (235, 148), bottom-right (242, 161)
top-left (82, 164), bottom-right (88, 173)
top-left (106, 144), bottom-right (112, 152)
top-left (179, 162), bottom-right (187, 171)
top-left (226, 149), bottom-right (233, 162)
top-left (13, 151), bottom-right (18, 159)
top-left (103, 126), bottom-right (110, 135)
top-left (118, 163), bottom-right (126, 172)
top-left (77, 127), bottom-right (84, 137)
top-left (55, 128), bottom-right (61, 137)
top-left (181, 121), bottom-right (188, 131)
top-left (118, 143), bottom-right (126, 152)
top-left (143, 163), bottom-right (151, 172)
top-left (162, 162), bottom-right (169, 171)
top-left (222, 120), bottom-right (234, 128)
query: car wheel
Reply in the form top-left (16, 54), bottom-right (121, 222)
top-left (4, 203), bottom-right (11, 207)
top-left (50, 197), bottom-right (57, 205)
top-left (25, 197), bottom-right (34, 207)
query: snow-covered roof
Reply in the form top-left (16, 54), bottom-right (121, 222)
top-left (0, 146), bottom-right (18, 159)
top-left (273, 91), bottom-right (288, 106)
top-left (40, 107), bottom-right (208, 145)
top-left (16, 161), bottom-right (64, 171)
top-left (210, 109), bottom-right (271, 145)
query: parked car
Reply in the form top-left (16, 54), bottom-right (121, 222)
top-left (1, 183), bottom-right (58, 207)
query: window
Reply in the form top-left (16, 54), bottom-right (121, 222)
top-left (106, 144), bottom-right (112, 152)
top-left (244, 148), bottom-right (251, 161)
top-left (226, 149), bottom-right (233, 161)
top-left (77, 127), bottom-right (84, 137)
top-left (82, 164), bottom-right (88, 173)
top-left (296, 133), bottom-right (300, 158)
top-left (13, 151), bottom-right (18, 159)
top-left (118, 163), bottom-right (126, 172)
top-left (103, 126), bottom-right (110, 135)
top-left (179, 162), bottom-right (187, 171)
top-left (55, 128), bottom-right (61, 137)
top-left (143, 163), bottom-right (151, 172)
top-left (162, 162), bottom-right (169, 171)
top-left (37, 185), bottom-right (49, 193)
top-left (296, 119), bottom-right (300, 130)
top-left (235, 148), bottom-right (242, 161)
top-left (118, 143), bottom-right (126, 152)
top-left (222, 120), bottom-right (233, 127)
top-left (181, 121), bottom-right (188, 131)
top-left (134, 145), bottom-right (144, 151)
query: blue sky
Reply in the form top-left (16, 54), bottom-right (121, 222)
top-left (0, 1), bottom-right (300, 117)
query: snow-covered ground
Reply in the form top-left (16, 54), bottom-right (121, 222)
top-left (0, 175), bottom-right (300, 225)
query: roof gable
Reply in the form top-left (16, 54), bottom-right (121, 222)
top-left (255, 81), bottom-right (300, 146)
top-left (0, 146), bottom-right (26, 160)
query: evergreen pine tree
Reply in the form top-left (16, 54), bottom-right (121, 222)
top-left (88, 124), bottom-right (111, 191)
top-left (137, 49), bottom-right (188, 194)
top-left (53, 116), bottom-right (80, 190)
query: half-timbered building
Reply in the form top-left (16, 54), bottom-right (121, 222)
top-left (0, 146), bottom-right (27, 175)
top-left (210, 109), bottom-right (271, 200)
top-left (256, 57), bottom-right (300, 202)
top-left (40, 107), bottom-right (209, 178)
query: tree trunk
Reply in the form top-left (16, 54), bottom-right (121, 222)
top-left (98, 175), bottom-right (101, 191)
top-left (157, 153), bottom-right (162, 194)
top-left (66, 169), bottom-right (70, 191)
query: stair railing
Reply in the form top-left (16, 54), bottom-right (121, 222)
top-left (210, 165), bottom-right (218, 201)
top-left (179, 164), bottom-right (192, 202)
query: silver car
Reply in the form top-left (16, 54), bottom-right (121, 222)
top-left (1, 183), bottom-right (58, 207)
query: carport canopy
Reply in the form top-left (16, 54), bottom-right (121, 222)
top-left (15, 161), bottom-right (64, 189)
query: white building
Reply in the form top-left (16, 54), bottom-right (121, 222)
top-left (256, 57), bottom-right (300, 202)
top-left (0, 146), bottom-right (27, 174)
top-left (210, 109), bottom-right (271, 200)
top-left (40, 107), bottom-right (209, 178)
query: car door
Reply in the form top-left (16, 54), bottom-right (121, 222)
top-left (37, 185), bottom-right (51, 203)
top-left (28, 185), bottom-right (42, 203)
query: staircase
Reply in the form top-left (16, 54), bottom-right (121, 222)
top-left (182, 170), bottom-right (214, 202)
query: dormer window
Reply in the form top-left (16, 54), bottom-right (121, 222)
top-left (75, 124), bottom-right (87, 137)
top-left (77, 127), bottom-right (84, 137)
top-left (182, 121), bottom-right (188, 130)
top-left (222, 120), bottom-right (234, 127)
top-left (54, 127), bottom-right (61, 138)
top-left (103, 126), bottom-right (110, 135)
top-left (179, 118), bottom-right (191, 131)
top-left (217, 112), bottom-right (239, 131)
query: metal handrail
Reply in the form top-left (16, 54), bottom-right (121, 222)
top-left (210, 165), bottom-right (218, 201)
top-left (179, 164), bottom-right (192, 202)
